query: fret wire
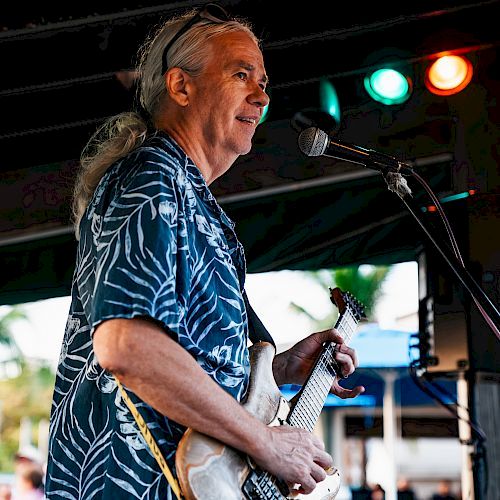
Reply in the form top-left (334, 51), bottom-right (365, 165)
top-left (289, 412), bottom-right (299, 426)
top-left (346, 313), bottom-right (355, 340)
top-left (322, 352), bottom-right (335, 374)
top-left (311, 380), bottom-right (326, 409)
top-left (344, 315), bottom-right (353, 334)
top-left (311, 359), bottom-right (329, 391)
top-left (292, 413), bottom-right (308, 429)
top-left (308, 377), bottom-right (320, 408)
top-left (305, 388), bottom-right (321, 413)
top-left (310, 373), bottom-right (330, 409)
top-left (345, 310), bottom-right (358, 338)
top-left (311, 360), bottom-right (328, 383)
top-left (301, 392), bottom-right (317, 419)
top-left (295, 407), bottom-right (307, 428)
top-left (312, 369), bottom-right (326, 391)
top-left (346, 313), bottom-right (356, 337)
top-left (314, 355), bottom-right (332, 386)
top-left (319, 373), bottom-right (332, 394)
top-left (294, 401), bottom-right (312, 426)
top-left (321, 356), bottom-right (333, 386)
top-left (303, 390), bottom-right (321, 417)
top-left (337, 322), bottom-right (348, 341)
top-left (341, 318), bottom-right (353, 342)
top-left (314, 366), bottom-right (331, 394)
top-left (304, 390), bottom-right (322, 422)
top-left (299, 405), bottom-right (315, 432)
top-left (296, 395), bottom-right (315, 425)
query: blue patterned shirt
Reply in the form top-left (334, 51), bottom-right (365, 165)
top-left (46, 132), bottom-right (250, 499)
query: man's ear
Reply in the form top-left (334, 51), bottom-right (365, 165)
top-left (164, 67), bottom-right (192, 107)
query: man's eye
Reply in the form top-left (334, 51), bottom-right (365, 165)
top-left (235, 72), bottom-right (247, 80)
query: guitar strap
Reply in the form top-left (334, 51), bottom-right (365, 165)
top-left (243, 290), bottom-right (276, 347)
top-left (115, 378), bottom-right (184, 500)
top-left (115, 291), bottom-right (274, 500)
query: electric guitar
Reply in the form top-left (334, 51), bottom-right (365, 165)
top-left (175, 287), bottom-right (365, 499)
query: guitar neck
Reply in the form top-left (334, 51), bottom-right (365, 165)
top-left (287, 309), bottom-right (358, 431)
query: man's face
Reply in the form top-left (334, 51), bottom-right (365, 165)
top-left (188, 30), bottom-right (269, 166)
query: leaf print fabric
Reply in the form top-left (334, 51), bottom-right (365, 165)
top-left (46, 132), bottom-right (250, 499)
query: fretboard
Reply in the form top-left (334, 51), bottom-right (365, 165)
top-left (287, 309), bottom-right (359, 431)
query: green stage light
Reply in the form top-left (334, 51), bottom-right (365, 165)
top-left (319, 79), bottom-right (341, 123)
top-left (364, 68), bottom-right (412, 105)
top-left (258, 103), bottom-right (270, 124)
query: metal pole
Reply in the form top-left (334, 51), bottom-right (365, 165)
top-left (382, 369), bottom-right (398, 500)
top-left (331, 409), bottom-right (345, 482)
top-left (457, 372), bottom-right (475, 500)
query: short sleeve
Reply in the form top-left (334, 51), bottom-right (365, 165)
top-left (89, 152), bottom-right (189, 335)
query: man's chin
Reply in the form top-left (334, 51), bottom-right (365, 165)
top-left (238, 140), bottom-right (254, 156)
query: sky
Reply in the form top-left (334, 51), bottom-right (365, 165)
top-left (0, 261), bottom-right (419, 370)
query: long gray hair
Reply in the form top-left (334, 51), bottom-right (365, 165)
top-left (72, 9), bottom-right (257, 238)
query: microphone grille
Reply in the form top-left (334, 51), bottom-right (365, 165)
top-left (298, 127), bottom-right (328, 157)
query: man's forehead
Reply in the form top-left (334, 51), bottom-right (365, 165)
top-left (226, 59), bottom-right (268, 81)
top-left (213, 32), bottom-right (265, 66)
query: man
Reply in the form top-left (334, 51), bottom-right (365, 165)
top-left (46, 4), bottom-right (364, 498)
top-left (431, 480), bottom-right (457, 500)
top-left (12, 447), bottom-right (45, 500)
top-left (12, 463), bottom-right (45, 500)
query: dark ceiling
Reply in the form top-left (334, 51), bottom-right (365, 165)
top-left (1, 0), bottom-right (499, 171)
top-left (1, 0), bottom-right (499, 305)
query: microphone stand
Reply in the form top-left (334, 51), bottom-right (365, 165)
top-left (371, 159), bottom-right (500, 335)
top-left (372, 159), bottom-right (497, 500)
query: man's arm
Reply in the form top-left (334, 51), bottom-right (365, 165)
top-left (93, 317), bottom-right (332, 494)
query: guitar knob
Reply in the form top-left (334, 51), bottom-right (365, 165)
top-left (325, 466), bottom-right (339, 476)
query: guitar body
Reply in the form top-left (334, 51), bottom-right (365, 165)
top-left (175, 342), bottom-right (341, 500)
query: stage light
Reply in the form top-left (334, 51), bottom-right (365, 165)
top-left (319, 78), bottom-right (341, 123)
top-left (364, 68), bottom-right (412, 105)
top-left (421, 189), bottom-right (477, 212)
top-left (425, 54), bottom-right (473, 96)
top-left (291, 79), bottom-right (341, 134)
top-left (259, 103), bottom-right (270, 124)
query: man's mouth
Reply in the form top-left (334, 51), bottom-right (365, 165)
top-left (236, 116), bottom-right (258, 125)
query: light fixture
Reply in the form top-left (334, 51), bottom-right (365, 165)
top-left (259, 103), bottom-right (270, 124)
top-left (291, 79), bottom-right (341, 134)
top-left (425, 54), bottom-right (473, 96)
top-left (364, 68), bottom-right (412, 105)
top-left (319, 78), bottom-right (341, 124)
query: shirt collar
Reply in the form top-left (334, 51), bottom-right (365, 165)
top-left (151, 131), bottom-right (236, 230)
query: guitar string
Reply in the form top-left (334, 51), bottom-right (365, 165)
top-left (291, 355), bottom-right (332, 426)
top-left (290, 315), bottom-right (351, 427)
top-left (256, 304), bottom-right (361, 497)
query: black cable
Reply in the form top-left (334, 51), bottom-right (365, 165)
top-left (408, 345), bottom-right (489, 498)
top-left (388, 174), bottom-right (500, 340)
top-left (389, 166), bottom-right (493, 498)
top-left (408, 170), bottom-right (500, 340)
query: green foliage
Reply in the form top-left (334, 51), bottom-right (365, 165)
top-left (331, 266), bottom-right (390, 318)
top-left (0, 307), bottom-right (27, 359)
top-left (0, 362), bottom-right (55, 472)
top-left (295, 265), bottom-right (390, 330)
top-left (0, 306), bottom-right (55, 472)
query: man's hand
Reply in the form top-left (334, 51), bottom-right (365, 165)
top-left (251, 424), bottom-right (333, 495)
top-left (272, 328), bottom-right (365, 399)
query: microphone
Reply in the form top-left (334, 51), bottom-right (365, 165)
top-left (297, 127), bottom-right (413, 175)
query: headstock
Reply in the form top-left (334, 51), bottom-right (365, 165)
top-left (329, 287), bottom-right (366, 321)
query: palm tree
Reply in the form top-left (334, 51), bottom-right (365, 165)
top-left (0, 306), bottom-right (26, 363)
top-left (291, 265), bottom-right (390, 329)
